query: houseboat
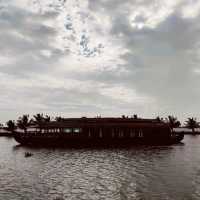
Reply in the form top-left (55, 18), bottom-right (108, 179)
top-left (13, 117), bottom-right (184, 146)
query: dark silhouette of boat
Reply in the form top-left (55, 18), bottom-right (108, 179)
top-left (13, 117), bottom-right (184, 146)
top-left (24, 152), bottom-right (33, 157)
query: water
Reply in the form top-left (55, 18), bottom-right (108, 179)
top-left (0, 136), bottom-right (200, 200)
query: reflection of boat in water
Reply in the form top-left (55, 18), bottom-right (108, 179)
top-left (13, 117), bottom-right (184, 146)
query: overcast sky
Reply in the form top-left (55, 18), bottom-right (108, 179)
top-left (1, 0), bottom-right (200, 123)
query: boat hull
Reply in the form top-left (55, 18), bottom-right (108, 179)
top-left (13, 132), bottom-right (184, 146)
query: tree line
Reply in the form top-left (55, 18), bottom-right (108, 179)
top-left (1, 114), bottom-right (200, 134)
top-left (157, 116), bottom-right (199, 133)
top-left (4, 114), bottom-right (55, 132)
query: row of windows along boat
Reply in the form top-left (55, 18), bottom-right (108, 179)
top-left (13, 117), bottom-right (184, 146)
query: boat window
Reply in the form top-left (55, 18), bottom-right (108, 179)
top-left (130, 129), bottom-right (135, 137)
top-left (73, 128), bottom-right (81, 133)
top-left (119, 131), bottom-right (123, 137)
top-left (99, 128), bottom-right (103, 138)
top-left (88, 129), bottom-right (91, 137)
top-left (28, 128), bottom-right (36, 132)
top-left (88, 128), bottom-right (91, 137)
top-left (111, 129), bottom-right (115, 138)
top-left (64, 128), bottom-right (72, 133)
top-left (99, 129), bottom-right (103, 138)
top-left (139, 130), bottom-right (143, 137)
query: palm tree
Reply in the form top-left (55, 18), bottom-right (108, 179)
top-left (33, 113), bottom-right (44, 124)
top-left (133, 114), bottom-right (138, 119)
top-left (156, 116), bottom-right (164, 122)
top-left (44, 115), bottom-right (51, 122)
top-left (32, 113), bottom-right (51, 123)
top-left (0, 123), bottom-right (3, 127)
top-left (17, 115), bottom-right (30, 132)
top-left (185, 117), bottom-right (199, 134)
top-left (166, 115), bottom-right (181, 128)
top-left (6, 120), bottom-right (16, 132)
top-left (55, 116), bottom-right (64, 122)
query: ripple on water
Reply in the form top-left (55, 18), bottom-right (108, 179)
top-left (0, 136), bottom-right (200, 200)
top-left (37, 149), bottom-right (138, 200)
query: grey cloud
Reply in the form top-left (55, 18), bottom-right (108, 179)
top-left (0, 82), bottom-right (145, 121)
top-left (86, 0), bottom-right (200, 119)
top-left (0, 4), bottom-right (65, 78)
top-left (0, 6), bottom-right (57, 53)
top-left (1, 0), bottom-right (200, 122)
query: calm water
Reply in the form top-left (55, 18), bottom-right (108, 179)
top-left (0, 136), bottom-right (200, 200)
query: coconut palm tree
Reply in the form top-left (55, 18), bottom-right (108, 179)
top-left (17, 115), bottom-right (30, 132)
top-left (6, 120), bottom-right (16, 132)
top-left (185, 117), bottom-right (199, 134)
top-left (156, 116), bottom-right (164, 122)
top-left (55, 116), bottom-right (64, 122)
top-left (166, 115), bottom-right (181, 128)
top-left (44, 115), bottom-right (51, 122)
top-left (32, 113), bottom-right (51, 123)
top-left (133, 114), bottom-right (138, 119)
top-left (33, 113), bottom-right (44, 124)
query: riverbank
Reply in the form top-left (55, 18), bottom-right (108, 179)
top-left (183, 132), bottom-right (200, 135)
top-left (0, 130), bottom-right (13, 137)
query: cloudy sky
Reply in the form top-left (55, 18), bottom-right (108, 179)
top-left (0, 0), bottom-right (200, 123)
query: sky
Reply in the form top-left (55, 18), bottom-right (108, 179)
top-left (0, 0), bottom-right (200, 123)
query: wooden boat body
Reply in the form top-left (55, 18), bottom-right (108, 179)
top-left (13, 117), bottom-right (184, 146)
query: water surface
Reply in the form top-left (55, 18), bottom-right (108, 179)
top-left (0, 136), bottom-right (200, 200)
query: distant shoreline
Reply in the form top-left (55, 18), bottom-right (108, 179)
top-left (0, 134), bottom-right (13, 137)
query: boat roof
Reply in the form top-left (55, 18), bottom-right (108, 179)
top-left (28, 117), bottom-right (169, 129)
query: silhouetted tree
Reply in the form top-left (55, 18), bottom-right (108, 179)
top-left (33, 113), bottom-right (44, 124)
top-left (166, 115), bottom-right (181, 128)
top-left (6, 120), bottom-right (16, 132)
top-left (44, 115), bottom-right (51, 122)
top-left (156, 116), bottom-right (164, 122)
top-left (133, 114), bottom-right (138, 119)
top-left (32, 114), bottom-right (51, 123)
top-left (55, 116), bottom-right (64, 122)
top-left (185, 117), bottom-right (199, 134)
top-left (17, 115), bottom-right (30, 131)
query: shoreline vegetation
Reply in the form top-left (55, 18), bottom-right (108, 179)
top-left (0, 114), bottom-right (200, 137)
